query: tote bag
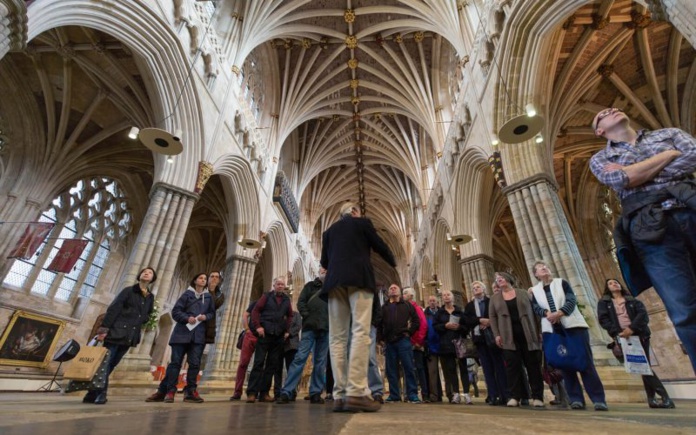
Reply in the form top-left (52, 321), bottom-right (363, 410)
top-left (542, 325), bottom-right (588, 372)
top-left (64, 349), bottom-right (111, 392)
top-left (619, 336), bottom-right (653, 376)
top-left (63, 345), bottom-right (109, 381)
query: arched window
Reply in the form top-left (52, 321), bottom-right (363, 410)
top-left (3, 177), bottom-right (132, 302)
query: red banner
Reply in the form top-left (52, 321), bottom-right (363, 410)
top-left (7, 223), bottom-right (55, 259)
top-left (47, 239), bottom-right (88, 273)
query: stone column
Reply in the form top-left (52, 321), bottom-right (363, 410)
top-left (109, 183), bottom-right (198, 389)
top-left (202, 253), bottom-right (258, 391)
top-left (502, 174), bottom-right (604, 339)
top-left (459, 254), bottom-right (496, 298)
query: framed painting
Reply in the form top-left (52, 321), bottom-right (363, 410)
top-left (0, 311), bottom-right (65, 368)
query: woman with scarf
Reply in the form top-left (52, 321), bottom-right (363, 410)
top-left (146, 273), bottom-right (215, 403)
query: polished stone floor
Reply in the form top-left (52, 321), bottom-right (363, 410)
top-left (0, 393), bottom-right (694, 435)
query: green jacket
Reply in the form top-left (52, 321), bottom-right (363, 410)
top-left (297, 278), bottom-right (328, 332)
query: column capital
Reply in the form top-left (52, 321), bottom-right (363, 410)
top-left (501, 172), bottom-right (558, 196)
top-left (459, 253), bottom-right (495, 266)
top-left (150, 182), bottom-right (199, 202)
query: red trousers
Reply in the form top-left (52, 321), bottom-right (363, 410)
top-left (234, 332), bottom-right (257, 397)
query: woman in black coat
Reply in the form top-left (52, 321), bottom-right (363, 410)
top-left (433, 290), bottom-right (468, 404)
top-left (597, 278), bottom-right (674, 409)
top-left (87, 267), bottom-right (156, 404)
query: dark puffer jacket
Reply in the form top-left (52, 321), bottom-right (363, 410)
top-left (101, 284), bottom-right (154, 347)
top-left (297, 278), bottom-right (328, 332)
top-left (169, 288), bottom-right (216, 345)
top-left (432, 305), bottom-right (467, 355)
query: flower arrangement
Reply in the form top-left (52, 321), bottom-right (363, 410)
top-left (143, 299), bottom-right (160, 330)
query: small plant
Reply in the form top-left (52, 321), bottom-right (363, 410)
top-left (143, 299), bottom-right (160, 330)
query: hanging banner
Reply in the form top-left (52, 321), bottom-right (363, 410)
top-left (7, 223), bottom-right (55, 259)
top-left (47, 239), bottom-right (88, 273)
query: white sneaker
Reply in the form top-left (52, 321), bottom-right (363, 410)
top-left (532, 399), bottom-right (544, 408)
top-left (451, 393), bottom-right (461, 404)
top-left (463, 393), bottom-right (473, 404)
top-left (507, 398), bottom-right (519, 407)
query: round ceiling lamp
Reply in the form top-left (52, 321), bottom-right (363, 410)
top-left (138, 127), bottom-right (184, 155)
top-left (237, 238), bottom-right (262, 249)
top-left (447, 234), bottom-right (473, 245)
top-left (498, 114), bottom-right (544, 144)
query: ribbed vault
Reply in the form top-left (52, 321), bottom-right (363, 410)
top-left (222, 0), bottom-right (474, 284)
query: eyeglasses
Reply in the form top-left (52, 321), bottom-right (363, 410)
top-left (593, 108), bottom-right (623, 130)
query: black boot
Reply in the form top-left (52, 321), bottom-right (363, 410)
top-left (660, 398), bottom-right (676, 409)
top-left (654, 385), bottom-right (675, 409)
top-left (647, 397), bottom-right (660, 408)
top-left (82, 391), bottom-right (98, 403)
top-left (94, 391), bottom-right (108, 405)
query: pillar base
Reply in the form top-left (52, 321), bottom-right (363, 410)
top-left (108, 353), bottom-right (157, 396)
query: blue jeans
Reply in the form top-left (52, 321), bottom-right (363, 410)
top-left (158, 342), bottom-right (205, 394)
top-left (477, 342), bottom-right (508, 400)
top-left (281, 330), bottom-right (329, 396)
top-left (368, 326), bottom-right (384, 396)
top-left (631, 209), bottom-right (696, 374)
top-left (560, 328), bottom-right (606, 405)
top-left (385, 337), bottom-right (419, 400)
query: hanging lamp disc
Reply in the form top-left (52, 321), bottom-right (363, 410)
top-left (138, 128), bottom-right (184, 155)
top-left (448, 234), bottom-right (473, 245)
top-left (237, 238), bottom-right (262, 249)
top-left (498, 114), bottom-right (544, 144)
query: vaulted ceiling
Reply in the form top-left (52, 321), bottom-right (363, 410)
top-left (226, 0), bottom-right (473, 283)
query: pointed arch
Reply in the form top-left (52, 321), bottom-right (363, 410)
top-left (27, 0), bottom-right (205, 190)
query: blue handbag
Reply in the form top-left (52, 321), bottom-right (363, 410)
top-left (542, 325), bottom-right (588, 372)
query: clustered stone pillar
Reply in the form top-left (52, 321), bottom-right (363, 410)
top-left (459, 254), bottom-right (496, 298)
top-left (203, 254), bottom-right (257, 391)
top-left (502, 174), bottom-right (604, 340)
top-left (110, 183), bottom-right (198, 385)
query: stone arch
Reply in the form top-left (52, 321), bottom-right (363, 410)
top-left (265, 221), bottom-right (290, 288)
top-left (453, 147), bottom-right (496, 258)
top-left (27, 0), bottom-right (205, 189)
top-left (420, 255), bottom-right (434, 300)
top-left (433, 218), bottom-right (462, 300)
top-left (290, 257), bottom-right (305, 305)
top-left (212, 154), bottom-right (261, 253)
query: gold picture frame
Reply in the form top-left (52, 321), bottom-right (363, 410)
top-left (0, 310), bottom-right (65, 368)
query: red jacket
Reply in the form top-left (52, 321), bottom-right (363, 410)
top-left (409, 300), bottom-right (427, 347)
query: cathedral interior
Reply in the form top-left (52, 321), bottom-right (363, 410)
top-left (0, 0), bottom-right (694, 404)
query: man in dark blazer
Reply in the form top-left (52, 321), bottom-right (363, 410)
top-left (464, 281), bottom-right (508, 406)
top-left (320, 202), bottom-right (396, 413)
